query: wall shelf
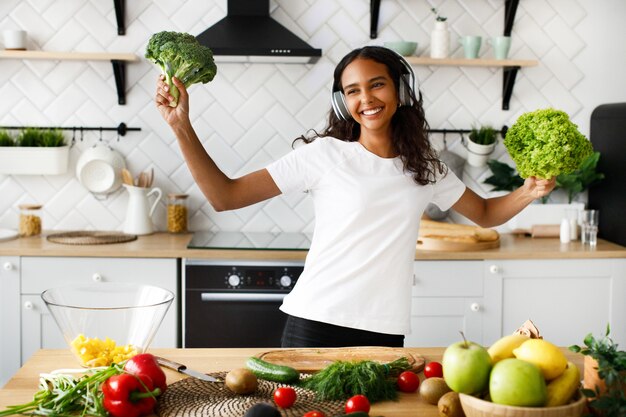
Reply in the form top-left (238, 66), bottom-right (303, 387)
top-left (405, 57), bottom-right (537, 110)
top-left (0, 50), bottom-right (139, 105)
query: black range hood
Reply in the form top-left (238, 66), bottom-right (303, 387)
top-left (196, 0), bottom-right (322, 64)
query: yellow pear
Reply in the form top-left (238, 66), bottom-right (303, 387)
top-left (488, 334), bottom-right (530, 364)
top-left (513, 339), bottom-right (567, 380)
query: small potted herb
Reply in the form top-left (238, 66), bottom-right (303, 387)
top-left (466, 125), bottom-right (498, 167)
top-left (569, 324), bottom-right (626, 417)
top-left (0, 128), bottom-right (69, 175)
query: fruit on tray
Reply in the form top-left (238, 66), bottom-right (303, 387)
top-left (489, 358), bottom-right (547, 406)
top-left (441, 324), bottom-right (581, 408)
top-left (442, 337), bottom-right (492, 394)
top-left (487, 333), bottom-right (530, 364)
top-left (512, 338), bottom-right (568, 380)
top-left (545, 361), bottom-right (581, 406)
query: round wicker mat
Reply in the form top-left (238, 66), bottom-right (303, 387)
top-left (156, 372), bottom-right (344, 417)
top-left (47, 231), bottom-right (137, 245)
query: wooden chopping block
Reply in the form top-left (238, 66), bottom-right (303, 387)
top-left (417, 219), bottom-right (500, 251)
top-left (510, 224), bottom-right (560, 238)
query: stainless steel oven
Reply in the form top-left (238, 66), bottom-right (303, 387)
top-left (183, 259), bottom-right (304, 348)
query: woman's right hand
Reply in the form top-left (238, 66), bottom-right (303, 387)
top-left (155, 75), bottom-right (190, 128)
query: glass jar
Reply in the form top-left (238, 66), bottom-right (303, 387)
top-left (167, 194), bottom-right (188, 233)
top-left (19, 204), bottom-right (43, 237)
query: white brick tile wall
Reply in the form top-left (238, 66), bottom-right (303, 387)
top-left (1, 0), bottom-right (623, 233)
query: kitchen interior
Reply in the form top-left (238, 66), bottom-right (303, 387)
top-left (1, 0), bottom-right (625, 416)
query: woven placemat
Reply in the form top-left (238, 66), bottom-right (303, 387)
top-left (156, 372), bottom-right (344, 417)
top-left (47, 231), bottom-right (137, 245)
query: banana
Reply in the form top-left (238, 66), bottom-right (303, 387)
top-left (545, 361), bottom-right (581, 407)
top-left (487, 334), bottom-right (530, 364)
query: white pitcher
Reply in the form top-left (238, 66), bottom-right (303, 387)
top-left (123, 184), bottom-right (162, 235)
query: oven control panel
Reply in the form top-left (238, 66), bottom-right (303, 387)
top-left (185, 262), bottom-right (304, 292)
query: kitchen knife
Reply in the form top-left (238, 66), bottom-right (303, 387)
top-left (155, 356), bottom-right (221, 382)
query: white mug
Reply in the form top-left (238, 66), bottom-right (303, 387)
top-left (3, 30), bottom-right (27, 50)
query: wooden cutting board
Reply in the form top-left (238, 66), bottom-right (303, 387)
top-left (417, 219), bottom-right (500, 251)
top-left (416, 236), bottom-right (500, 251)
top-left (255, 346), bottom-right (425, 373)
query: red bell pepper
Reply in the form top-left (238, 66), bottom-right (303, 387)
top-left (102, 373), bottom-right (160, 417)
top-left (124, 353), bottom-right (167, 394)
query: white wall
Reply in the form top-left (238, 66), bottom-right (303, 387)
top-left (0, 0), bottom-right (624, 233)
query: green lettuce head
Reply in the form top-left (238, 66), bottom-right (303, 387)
top-left (504, 108), bottom-right (593, 179)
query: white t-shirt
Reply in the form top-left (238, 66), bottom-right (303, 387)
top-left (266, 137), bottom-right (466, 335)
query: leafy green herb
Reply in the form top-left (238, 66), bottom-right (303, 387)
top-left (0, 130), bottom-right (15, 147)
top-left (469, 126), bottom-right (498, 145)
top-left (569, 324), bottom-right (626, 417)
top-left (556, 151), bottom-right (604, 203)
top-left (0, 364), bottom-right (123, 417)
top-left (504, 108), bottom-right (594, 179)
top-left (483, 159), bottom-right (525, 192)
top-left (299, 357), bottom-right (411, 402)
top-left (16, 128), bottom-right (42, 147)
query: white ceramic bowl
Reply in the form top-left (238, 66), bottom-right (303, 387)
top-left (76, 144), bottom-right (126, 195)
top-left (41, 282), bottom-right (174, 367)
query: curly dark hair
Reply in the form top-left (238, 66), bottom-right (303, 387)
top-left (294, 46), bottom-right (445, 185)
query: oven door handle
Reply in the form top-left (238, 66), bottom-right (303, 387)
top-left (200, 293), bottom-right (286, 302)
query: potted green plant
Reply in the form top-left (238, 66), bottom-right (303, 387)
top-left (569, 325), bottom-right (626, 417)
top-left (0, 128), bottom-right (69, 175)
top-left (466, 126), bottom-right (498, 167)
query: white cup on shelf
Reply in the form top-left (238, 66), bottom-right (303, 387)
top-left (3, 30), bottom-right (27, 50)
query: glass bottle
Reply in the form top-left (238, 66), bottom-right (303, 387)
top-left (19, 204), bottom-right (43, 237)
top-left (167, 194), bottom-right (188, 233)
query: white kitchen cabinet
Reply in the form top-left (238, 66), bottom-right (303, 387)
top-left (0, 257), bottom-right (179, 386)
top-left (0, 257), bottom-right (20, 388)
top-left (407, 261), bottom-right (485, 347)
top-left (482, 258), bottom-right (626, 347)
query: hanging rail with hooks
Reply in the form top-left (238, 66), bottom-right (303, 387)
top-left (0, 122), bottom-right (140, 137)
top-left (428, 126), bottom-right (508, 137)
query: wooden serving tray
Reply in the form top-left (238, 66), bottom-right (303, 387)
top-left (255, 346), bottom-right (425, 373)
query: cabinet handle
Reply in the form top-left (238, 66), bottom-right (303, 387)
top-left (24, 301), bottom-right (34, 310)
top-left (3, 262), bottom-right (13, 271)
top-left (489, 264), bottom-right (500, 274)
top-left (92, 273), bottom-right (103, 282)
top-left (470, 303), bottom-right (481, 312)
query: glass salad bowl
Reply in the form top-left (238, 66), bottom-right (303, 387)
top-left (41, 282), bottom-right (174, 367)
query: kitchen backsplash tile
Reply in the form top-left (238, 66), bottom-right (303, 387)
top-left (1, 0), bottom-right (619, 233)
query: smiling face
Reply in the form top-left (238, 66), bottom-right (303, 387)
top-left (340, 57), bottom-right (400, 137)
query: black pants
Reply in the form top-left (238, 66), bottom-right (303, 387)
top-left (281, 315), bottom-right (404, 348)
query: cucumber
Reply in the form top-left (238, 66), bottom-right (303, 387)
top-left (245, 357), bottom-right (300, 383)
top-left (332, 412), bottom-right (370, 417)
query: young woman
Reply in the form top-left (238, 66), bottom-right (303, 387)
top-left (155, 46), bottom-right (555, 347)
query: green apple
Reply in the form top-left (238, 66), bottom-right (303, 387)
top-left (489, 358), bottom-right (547, 406)
top-left (442, 339), bottom-right (492, 394)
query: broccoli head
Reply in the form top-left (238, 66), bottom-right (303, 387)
top-left (503, 108), bottom-right (593, 179)
top-left (145, 31), bottom-right (217, 107)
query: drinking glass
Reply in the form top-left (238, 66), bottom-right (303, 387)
top-left (581, 209), bottom-right (599, 246)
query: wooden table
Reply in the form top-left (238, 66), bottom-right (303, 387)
top-left (0, 348), bottom-right (585, 417)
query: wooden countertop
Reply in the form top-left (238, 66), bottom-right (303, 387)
top-left (0, 232), bottom-right (624, 260)
top-left (0, 348), bottom-right (585, 417)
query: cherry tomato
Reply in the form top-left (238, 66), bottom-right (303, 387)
top-left (273, 386), bottom-right (297, 408)
top-left (345, 394), bottom-right (370, 414)
top-left (397, 370), bottom-right (420, 392)
top-left (424, 361), bottom-right (443, 379)
top-left (302, 411), bottom-right (326, 417)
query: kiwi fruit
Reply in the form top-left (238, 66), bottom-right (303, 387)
top-left (438, 391), bottom-right (465, 417)
top-left (225, 368), bottom-right (258, 394)
top-left (419, 377), bottom-right (452, 405)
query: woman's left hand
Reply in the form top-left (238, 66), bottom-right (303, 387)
top-left (523, 176), bottom-right (557, 199)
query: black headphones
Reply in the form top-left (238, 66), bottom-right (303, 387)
top-left (331, 50), bottom-right (416, 121)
